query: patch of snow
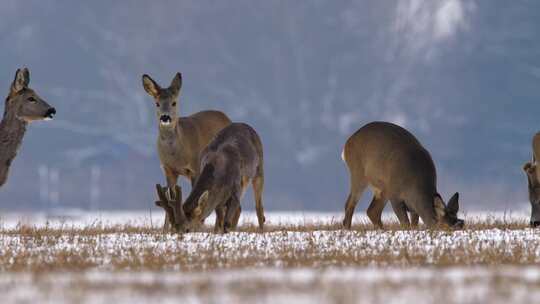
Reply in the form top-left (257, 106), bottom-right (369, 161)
top-left (1, 267), bottom-right (539, 304)
top-left (0, 211), bottom-right (532, 229)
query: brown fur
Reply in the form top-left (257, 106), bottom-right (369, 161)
top-left (165, 123), bottom-right (265, 233)
top-left (142, 73), bottom-right (231, 230)
top-left (341, 121), bottom-right (463, 229)
top-left (523, 132), bottom-right (540, 227)
top-left (533, 132), bottom-right (540, 163)
top-left (0, 68), bottom-right (55, 187)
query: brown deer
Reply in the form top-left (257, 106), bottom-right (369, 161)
top-left (341, 121), bottom-right (464, 229)
top-left (1, 68), bottom-right (56, 187)
top-left (522, 132), bottom-right (540, 227)
top-left (156, 123), bottom-right (265, 233)
top-left (142, 73), bottom-right (231, 230)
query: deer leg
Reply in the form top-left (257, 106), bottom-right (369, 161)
top-left (163, 169), bottom-right (179, 231)
top-left (155, 184), bottom-right (176, 233)
top-left (224, 194), bottom-right (241, 233)
top-left (252, 173), bottom-right (265, 231)
top-left (366, 191), bottom-right (386, 229)
top-left (214, 204), bottom-right (226, 233)
top-left (215, 199), bottom-right (240, 232)
top-left (162, 214), bottom-right (172, 232)
top-left (166, 174), bottom-right (180, 201)
top-left (391, 201), bottom-right (411, 228)
top-left (342, 174), bottom-right (367, 229)
top-left (231, 205), bottom-right (242, 229)
top-left (409, 211), bottom-right (420, 227)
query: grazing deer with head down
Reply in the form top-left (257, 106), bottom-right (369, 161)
top-left (142, 73), bottom-right (231, 230)
top-left (522, 132), bottom-right (540, 227)
top-left (1, 68), bottom-right (56, 187)
top-left (341, 121), bottom-right (464, 229)
top-left (156, 123), bottom-right (265, 233)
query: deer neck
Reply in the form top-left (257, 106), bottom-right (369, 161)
top-left (0, 100), bottom-right (28, 166)
top-left (158, 119), bottom-right (181, 143)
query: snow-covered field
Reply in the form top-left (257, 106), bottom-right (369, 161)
top-left (0, 211), bottom-right (539, 303)
top-left (0, 210), bottom-right (531, 229)
top-left (3, 267), bottom-right (540, 304)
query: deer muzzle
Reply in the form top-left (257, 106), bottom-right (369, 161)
top-left (452, 219), bottom-right (465, 229)
top-left (160, 115), bottom-right (172, 126)
top-left (44, 108), bottom-right (56, 120)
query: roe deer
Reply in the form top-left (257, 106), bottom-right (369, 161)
top-left (142, 73), bottom-right (231, 230)
top-left (1, 68), bottom-right (56, 187)
top-left (157, 123), bottom-right (265, 233)
top-left (522, 132), bottom-right (540, 227)
top-left (341, 121), bottom-right (464, 229)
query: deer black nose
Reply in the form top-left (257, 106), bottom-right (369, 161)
top-left (160, 115), bottom-right (171, 123)
top-left (45, 108), bottom-right (56, 119)
top-left (531, 221), bottom-right (540, 228)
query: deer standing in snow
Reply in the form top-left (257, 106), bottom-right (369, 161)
top-left (522, 132), bottom-right (540, 227)
top-left (156, 123), bottom-right (265, 233)
top-left (142, 73), bottom-right (231, 230)
top-left (341, 121), bottom-right (464, 229)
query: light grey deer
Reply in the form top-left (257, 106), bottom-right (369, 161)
top-left (1, 68), bottom-right (56, 187)
top-left (156, 123), bottom-right (265, 233)
top-left (522, 132), bottom-right (540, 227)
top-left (142, 73), bottom-right (231, 229)
top-left (341, 121), bottom-right (464, 229)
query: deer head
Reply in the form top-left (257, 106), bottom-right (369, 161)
top-left (6, 68), bottom-right (56, 122)
top-left (142, 73), bottom-right (182, 128)
top-left (433, 192), bottom-right (464, 229)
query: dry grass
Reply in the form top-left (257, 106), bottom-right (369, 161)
top-left (0, 213), bottom-right (532, 236)
top-left (1, 216), bottom-right (539, 303)
top-left (0, 216), bottom-right (538, 273)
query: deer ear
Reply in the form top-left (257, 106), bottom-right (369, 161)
top-left (193, 190), bottom-right (209, 218)
top-left (12, 68), bottom-right (30, 93)
top-left (524, 162), bottom-right (536, 175)
top-left (169, 72), bottom-right (182, 95)
top-left (434, 194), bottom-right (446, 219)
top-left (446, 192), bottom-right (459, 215)
top-left (142, 74), bottom-right (160, 98)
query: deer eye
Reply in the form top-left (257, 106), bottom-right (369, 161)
top-left (172, 102), bottom-right (177, 107)
top-left (156, 102), bottom-right (160, 107)
top-left (27, 97), bottom-right (37, 102)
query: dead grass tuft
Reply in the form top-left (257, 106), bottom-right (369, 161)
top-left (0, 216), bottom-right (539, 272)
